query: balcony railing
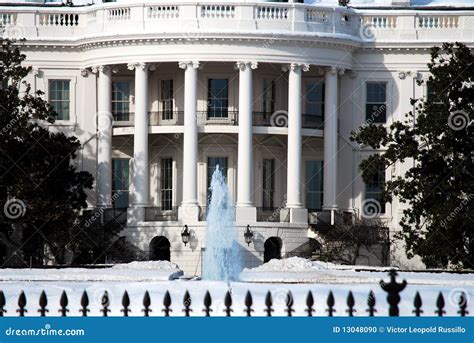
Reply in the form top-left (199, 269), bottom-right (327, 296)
top-left (197, 111), bottom-right (238, 126)
top-left (252, 112), bottom-right (324, 129)
top-left (144, 207), bottom-right (178, 222)
top-left (256, 207), bottom-right (282, 223)
top-left (149, 111), bottom-right (184, 126)
top-left (1, 2), bottom-right (471, 44)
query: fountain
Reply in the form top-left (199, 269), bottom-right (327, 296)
top-left (203, 166), bottom-right (241, 281)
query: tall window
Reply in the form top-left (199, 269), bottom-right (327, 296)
top-left (207, 157), bottom-right (228, 202)
top-left (304, 81), bottom-right (325, 119)
top-left (160, 80), bottom-right (174, 120)
top-left (364, 165), bottom-right (386, 215)
top-left (161, 158), bottom-right (173, 210)
top-left (112, 159), bottom-right (130, 208)
top-left (49, 80), bottom-right (70, 120)
top-left (112, 81), bottom-right (131, 121)
top-left (262, 159), bottom-right (275, 210)
top-left (366, 82), bottom-right (387, 123)
top-left (305, 161), bottom-right (323, 211)
top-left (427, 81), bottom-right (443, 105)
top-left (207, 79), bottom-right (229, 118)
top-left (262, 79), bottom-right (275, 115)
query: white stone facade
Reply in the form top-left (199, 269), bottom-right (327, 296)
top-left (3, 0), bottom-right (473, 274)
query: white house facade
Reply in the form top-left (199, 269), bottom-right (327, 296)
top-left (2, 0), bottom-right (473, 274)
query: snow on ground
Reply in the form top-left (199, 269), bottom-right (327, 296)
top-left (240, 257), bottom-right (474, 286)
top-left (0, 258), bottom-right (472, 316)
top-left (0, 261), bottom-right (183, 282)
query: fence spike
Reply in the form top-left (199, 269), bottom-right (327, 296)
top-left (0, 291), bottom-right (6, 316)
top-left (183, 290), bottom-right (192, 317)
top-left (163, 291), bottom-right (172, 317)
top-left (367, 290), bottom-right (376, 316)
top-left (380, 269), bottom-right (407, 316)
top-left (122, 291), bottom-right (131, 317)
top-left (143, 291), bottom-right (151, 317)
top-left (244, 291), bottom-right (253, 317)
top-left (326, 291), bottom-right (335, 317)
top-left (306, 291), bottom-right (314, 317)
top-left (17, 291), bottom-right (27, 317)
top-left (59, 291), bottom-right (69, 317)
top-left (224, 291), bottom-right (233, 317)
top-left (80, 291), bottom-right (89, 317)
top-left (203, 291), bottom-right (212, 317)
top-left (347, 291), bottom-right (356, 316)
top-left (265, 291), bottom-right (273, 317)
top-left (413, 292), bottom-right (423, 316)
top-left (435, 292), bottom-right (445, 317)
top-left (458, 292), bottom-right (468, 317)
top-left (101, 291), bottom-right (110, 317)
top-left (286, 291), bottom-right (294, 317)
top-left (38, 290), bottom-right (48, 317)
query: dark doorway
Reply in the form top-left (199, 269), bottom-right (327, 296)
top-left (149, 236), bottom-right (171, 261)
top-left (0, 243), bottom-right (6, 265)
top-left (264, 237), bottom-right (282, 263)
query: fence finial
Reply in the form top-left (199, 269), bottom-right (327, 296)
top-left (163, 291), bottom-right (172, 316)
top-left (265, 291), bottom-right (273, 317)
top-left (59, 291), bottom-right (69, 317)
top-left (306, 291), bottom-right (315, 317)
top-left (17, 291), bottom-right (27, 317)
top-left (346, 291), bottom-right (355, 316)
top-left (244, 291), bottom-right (253, 317)
top-left (224, 291), bottom-right (233, 317)
top-left (203, 291), bottom-right (212, 316)
top-left (413, 292), bottom-right (423, 316)
top-left (286, 291), bottom-right (294, 317)
top-left (101, 291), bottom-right (110, 317)
top-left (0, 291), bottom-right (6, 317)
top-left (183, 291), bottom-right (192, 317)
top-left (122, 291), bottom-right (131, 317)
top-left (380, 269), bottom-right (407, 316)
top-left (458, 292), bottom-right (468, 317)
top-left (39, 290), bottom-right (48, 317)
top-left (435, 292), bottom-right (445, 317)
top-left (80, 291), bottom-right (89, 317)
top-left (143, 291), bottom-right (151, 317)
top-left (367, 290), bottom-right (376, 316)
top-left (327, 291), bottom-right (335, 317)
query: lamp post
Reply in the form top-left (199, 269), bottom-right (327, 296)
top-left (244, 225), bottom-right (253, 246)
top-left (181, 225), bottom-right (190, 246)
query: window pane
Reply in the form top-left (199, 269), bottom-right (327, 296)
top-left (112, 82), bottom-right (131, 121)
top-left (305, 161), bottom-right (323, 211)
top-left (161, 80), bottom-right (174, 120)
top-left (262, 159), bottom-right (275, 209)
top-left (112, 159), bottom-right (130, 208)
top-left (161, 158), bottom-right (173, 210)
top-left (364, 165), bottom-right (386, 215)
top-left (262, 80), bottom-right (275, 114)
top-left (367, 83), bottom-right (386, 103)
top-left (207, 157), bottom-right (228, 201)
top-left (208, 79), bottom-right (229, 118)
top-left (366, 104), bottom-right (387, 123)
top-left (49, 80), bottom-right (70, 121)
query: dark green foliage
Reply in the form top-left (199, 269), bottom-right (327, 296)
top-left (0, 39), bottom-right (94, 265)
top-left (351, 42), bottom-right (474, 269)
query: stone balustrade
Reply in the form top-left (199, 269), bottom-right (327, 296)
top-left (0, 2), bottom-right (472, 44)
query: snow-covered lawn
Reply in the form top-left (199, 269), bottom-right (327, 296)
top-left (0, 258), bottom-right (472, 317)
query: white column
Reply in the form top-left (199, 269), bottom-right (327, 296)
top-left (96, 65), bottom-right (112, 207)
top-left (284, 63), bottom-right (309, 224)
top-left (178, 61), bottom-right (200, 222)
top-left (323, 67), bottom-right (340, 211)
top-left (236, 61), bottom-right (258, 222)
top-left (128, 62), bottom-right (150, 208)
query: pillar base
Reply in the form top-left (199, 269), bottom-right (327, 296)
top-left (281, 207), bottom-right (308, 224)
top-left (179, 204), bottom-right (200, 223)
top-left (235, 206), bottom-right (256, 223)
top-left (127, 206), bottom-right (145, 226)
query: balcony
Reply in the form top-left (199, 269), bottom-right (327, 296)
top-left (113, 111), bottom-right (324, 130)
top-left (1, 2), bottom-right (472, 45)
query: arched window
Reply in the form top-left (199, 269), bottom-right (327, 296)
top-left (149, 236), bottom-right (171, 262)
top-left (264, 237), bottom-right (282, 263)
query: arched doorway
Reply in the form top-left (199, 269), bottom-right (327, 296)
top-left (264, 237), bottom-right (282, 263)
top-left (149, 236), bottom-right (171, 261)
top-left (0, 243), bottom-right (7, 265)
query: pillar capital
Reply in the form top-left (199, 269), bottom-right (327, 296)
top-left (235, 61), bottom-right (258, 72)
top-left (282, 63), bottom-right (310, 73)
top-left (91, 65), bottom-right (110, 74)
top-left (127, 62), bottom-right (150, 71)
top-left (178, 61), bottom-right (200, 70)
top-left (327, 66), bottom-right (345, 75)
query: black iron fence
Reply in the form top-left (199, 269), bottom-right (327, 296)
top-left (0, 271), bottom-right (470, 317)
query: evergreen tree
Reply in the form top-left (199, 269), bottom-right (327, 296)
top-left (0, 39), bottom-right (94, 265)
top-left (352, 42), bottom-right (474, 269)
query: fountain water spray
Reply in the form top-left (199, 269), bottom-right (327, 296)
top-left (203, 166), bottom-right (241, 281)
